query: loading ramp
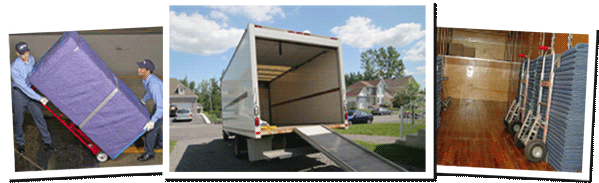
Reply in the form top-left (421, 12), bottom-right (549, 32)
top-left (294, 125), bottom-right (409, 172)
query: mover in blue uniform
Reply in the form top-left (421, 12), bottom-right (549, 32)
top-left (137, 59), bottom-right (163, 161)
top-left (11, 42), bottom-right (56, 153)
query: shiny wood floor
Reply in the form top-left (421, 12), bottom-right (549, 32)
top-left (436, 98), bottom-right (554, 171)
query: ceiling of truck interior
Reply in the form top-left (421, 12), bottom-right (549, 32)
top-left (255, 38), bottom-right (335, 82)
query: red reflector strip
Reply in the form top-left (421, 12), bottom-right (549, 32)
top-left (304, 33), bottom-right (310, 36)
top-left (256, 132), bottom-right (261, 135)
top-left (296, 32), bottom-right (302, 34)
top-left (331, 38), bottom-right (338, 40)
top-left (288, 30), bottom-right (294, 33)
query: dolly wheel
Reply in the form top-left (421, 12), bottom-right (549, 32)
top-left (524, 139), bottom-right (547, 163)
top-left (508, 121), bottom-right (522, 135)
top-left (97, 151), bottom-right (108, 163)
top-left (514, 138), bottom-right (525, 148)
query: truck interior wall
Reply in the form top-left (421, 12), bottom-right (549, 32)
top-left (258, 82), bottom-right (270, 122)
top-left (268, 51), bottom-right (342, 126)
top-left (443, 56), bottom-right (519, 102)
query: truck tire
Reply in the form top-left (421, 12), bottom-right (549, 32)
top-left (234, 135), bottom-right (248, 159)
top-left (524, 139), bottom-right (547, 163)
top-left (223, 131), bottom-right (231, 141)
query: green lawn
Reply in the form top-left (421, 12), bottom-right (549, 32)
top-left (333, 121), bottom-right (425, 137)
top-left (170, 140), bottom-right (177, 153)
top-left (353, 140), bottom-right (425, 169)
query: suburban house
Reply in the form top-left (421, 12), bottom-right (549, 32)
top-left (346, 76), bottom-right (416, 109)
top-left (170, 78), bottom-right (199, 117)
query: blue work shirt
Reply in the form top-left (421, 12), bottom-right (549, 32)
top-left (11, 55), bottom-right (42, 101)
top-left (142, 74), bottom-right (163, 123)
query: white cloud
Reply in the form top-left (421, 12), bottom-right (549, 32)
top-left (404, 39), bottom-right (426, 61)
top-left (210, 10), bottom-right (229, 21)
top-left (170, 11), bottom-right (244, 55)
top-left (331, 16), bottom-right (425, 49)
top-left (211, 6), bottom-right (285, 22)
top-left (405, 66), bottom-right (426, 76)
top-left (415, 66), bottom-right (426, 73)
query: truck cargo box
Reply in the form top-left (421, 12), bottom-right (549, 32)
top-left (29, 31), bottom-right (150, 159)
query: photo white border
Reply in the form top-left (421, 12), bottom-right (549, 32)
top-left (162, 0), bottom-right (435, 179)
top-left (437, 19), bottom-right (597, 181)
top-left (0, 19), bottom-right (169, 180)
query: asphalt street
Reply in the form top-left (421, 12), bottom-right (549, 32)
top-left (169, 113), bottom-right (414, 172)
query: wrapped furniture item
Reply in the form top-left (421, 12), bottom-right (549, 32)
top-left (29, 31), bottom-right (150, 159)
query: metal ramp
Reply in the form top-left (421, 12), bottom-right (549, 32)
top-left (294, 125), bottom-right (408, 172)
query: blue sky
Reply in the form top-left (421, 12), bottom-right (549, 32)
top-left (170, 5), bottom-right (426, 88)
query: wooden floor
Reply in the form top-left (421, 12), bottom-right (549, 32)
top-left (436, 98), bottom-right (554, 171)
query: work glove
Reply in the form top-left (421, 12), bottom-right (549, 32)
top-left (140, 98), bottom-right (146, 105)
top-left (40, 97), bottom-right (49, 106)
top-left (143, 121), bottom-right (155, 131)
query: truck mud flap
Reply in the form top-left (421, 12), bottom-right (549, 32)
top-left (294, 125), bottom-right (408, 172)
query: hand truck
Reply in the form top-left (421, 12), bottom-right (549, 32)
top-left (34, 87), bottom-right (109, 162)
top-left (504, 54), bottom-right (530, 134)
top-left (514, 46), bottom-right (556, 162)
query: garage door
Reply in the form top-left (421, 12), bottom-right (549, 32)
top-left (172, 102), bottom-right (192, 111)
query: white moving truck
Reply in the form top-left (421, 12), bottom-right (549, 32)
top-left (221, 24), bottom-right (407, 171)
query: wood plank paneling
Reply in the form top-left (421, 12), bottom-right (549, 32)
top-left (443, 56), bottom-right (520, 102)
top-left (436, 99), bottom-right (555, 171)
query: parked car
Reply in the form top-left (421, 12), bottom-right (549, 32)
top-left (170, 105), bottom-right (178, 117)
top-left (371, 107), bottom-right (392, 115)
top-left (348, 110), bottom-right (373, 124)
top-left (175, 108), bottom-right (192, 121)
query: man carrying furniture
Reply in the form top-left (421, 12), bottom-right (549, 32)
top-left (137, 59), bottom-right (163, 161)
top-left (11, 42), bottom-right (56, 154)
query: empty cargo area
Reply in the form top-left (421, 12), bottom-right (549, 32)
top-left (255, 38), bottom-right (344, 127)
top-left (435, 28), bottom-right (589, 172)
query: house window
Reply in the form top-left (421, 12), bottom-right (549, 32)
top-left (177, 85), bottom-right (185, 94)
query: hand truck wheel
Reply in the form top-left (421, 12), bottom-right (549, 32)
top-left (513, 137), bottom-right (525, 148)
top-left (96, 151), bottom-right (109, 163)
top-left (524, 139), bottom-right (547, 163)
top-left (508, 121), bottom-right (522, 135)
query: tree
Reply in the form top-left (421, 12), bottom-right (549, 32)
top-left (392, 79), bottom-right (420, 107)
top-left (359, 46), bottom-right (405, 80)
top-left (345, 72), bottom-right (364, 86)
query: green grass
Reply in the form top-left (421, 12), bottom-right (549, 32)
top-left (170, 140), bottom-right (177, 153)
top-left (333, 121), bottom-right (425, 138)
top-left (353, 140), bottom-right (425, 169)
top-left (204, 113), bottom-right (220, 124)
top-left (354, 108), bottom-right (372, 114)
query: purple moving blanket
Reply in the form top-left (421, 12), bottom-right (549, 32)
top-left (29, 31), bottom-right (150, 159)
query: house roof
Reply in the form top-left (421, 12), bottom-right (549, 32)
top-left (169, 78), bottom-right (198, 97)
top-left (384, 76), bottom-right (415, 94)
top-left (345, 76), bottom-right (415, 96)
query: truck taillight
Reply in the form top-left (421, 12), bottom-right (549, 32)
top-left (344, 113), bottom-right (348, 120)
top-left (255, 117), bottom-right (260, 126)
top-left (190, 114), bottom-right (192, 117)
top-left (255, 25), bottom-right (262, 28)
top-left (256, 131), bottom-right (261, 135)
